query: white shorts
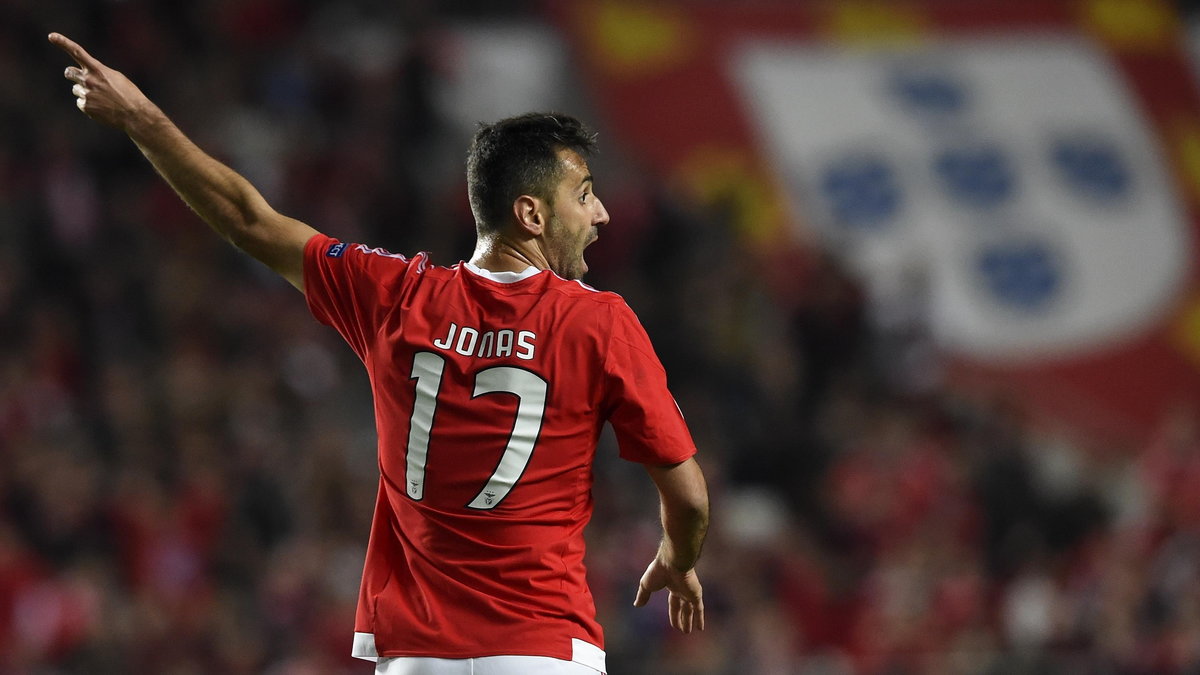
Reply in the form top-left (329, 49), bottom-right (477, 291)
top-left (374, 655), bottom-right (604, 675)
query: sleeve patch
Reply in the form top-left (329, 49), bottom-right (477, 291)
top-left (326, 242), bottom-right (349, 258)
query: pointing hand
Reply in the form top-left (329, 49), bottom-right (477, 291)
top-left (49, 32), bottom-right (154, 131)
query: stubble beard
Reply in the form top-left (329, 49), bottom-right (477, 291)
top-left (547, 213), bottom-right (590, 280)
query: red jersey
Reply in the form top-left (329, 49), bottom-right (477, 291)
top-left (302, 234), bottom-right (697, 667)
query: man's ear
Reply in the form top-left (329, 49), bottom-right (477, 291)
top-left (513, 195), bottom-right (546, 236)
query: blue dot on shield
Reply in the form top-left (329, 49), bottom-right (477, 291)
top-left (975, 239), bottom-right (1064, 312)
top-left (1050, 134), bottom-right (1131, 202)
top-left (819, 155), bottom-right (902, 230)
top-left (934, 145), bottom-right (1016, 210)
top-left (888, 68), bottom-right (971, 117)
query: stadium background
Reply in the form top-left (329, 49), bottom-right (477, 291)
top-left (2, 0), bottom-right (1200, 672)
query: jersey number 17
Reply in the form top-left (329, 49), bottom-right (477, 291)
top-left (404, 351), bottom-right (548, 510)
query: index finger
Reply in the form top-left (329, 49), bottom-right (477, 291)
top-left (48, 33), bottom-right (99, 69)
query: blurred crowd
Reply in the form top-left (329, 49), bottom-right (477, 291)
top-left (2, 1), bottom-right (1200, 674)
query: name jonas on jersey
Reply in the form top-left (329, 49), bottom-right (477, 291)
top-left (432, 323), bottom-right (536, 360)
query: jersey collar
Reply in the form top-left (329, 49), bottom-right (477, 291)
top-left (463, 261), bottom-right (542, 284)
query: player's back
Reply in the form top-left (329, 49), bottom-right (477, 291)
top-left (305, 236), bottom-right (619, 661)
top-left (304, 234), bottom-right (692, 667)
top-left (373, 258), bottom-right (616, 525)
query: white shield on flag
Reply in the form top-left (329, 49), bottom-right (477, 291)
top-left (734, 35), bottom-right (1194, 362)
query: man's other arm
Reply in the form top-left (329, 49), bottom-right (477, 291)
top-left (634, 457), bottom-right (709, 633)
top-left (49, 32), bottom-right (317, 293)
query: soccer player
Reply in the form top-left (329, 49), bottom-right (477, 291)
top-left (51, 32), bottom-right (708, 675)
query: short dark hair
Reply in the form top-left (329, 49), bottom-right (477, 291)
top-left (466, 113), bottom-right (598, 232)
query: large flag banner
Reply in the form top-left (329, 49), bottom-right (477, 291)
top-left (552, 0), bottom-right (1200, 439)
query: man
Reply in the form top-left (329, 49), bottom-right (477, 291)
top-left (50, 32), bottom-right (708, 675)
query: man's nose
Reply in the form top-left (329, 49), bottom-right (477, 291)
top-left (594, 198), bottom-right (610, 226)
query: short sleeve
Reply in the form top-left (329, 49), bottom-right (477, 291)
top-left (601, 302), bottom-right (698, 465)
top-left (303, 233), bottom-right (411, 359)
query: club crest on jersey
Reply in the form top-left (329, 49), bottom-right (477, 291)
top-left (326, 242), bottom-right (348, 258)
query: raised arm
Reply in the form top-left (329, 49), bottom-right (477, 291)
top-left (49, 32), bottom-right (318, 292)
top-left (633, 456), bottom-right (709, 633)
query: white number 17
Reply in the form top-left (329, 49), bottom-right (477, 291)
top-left (404, 351), bottom-right (548, 510)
